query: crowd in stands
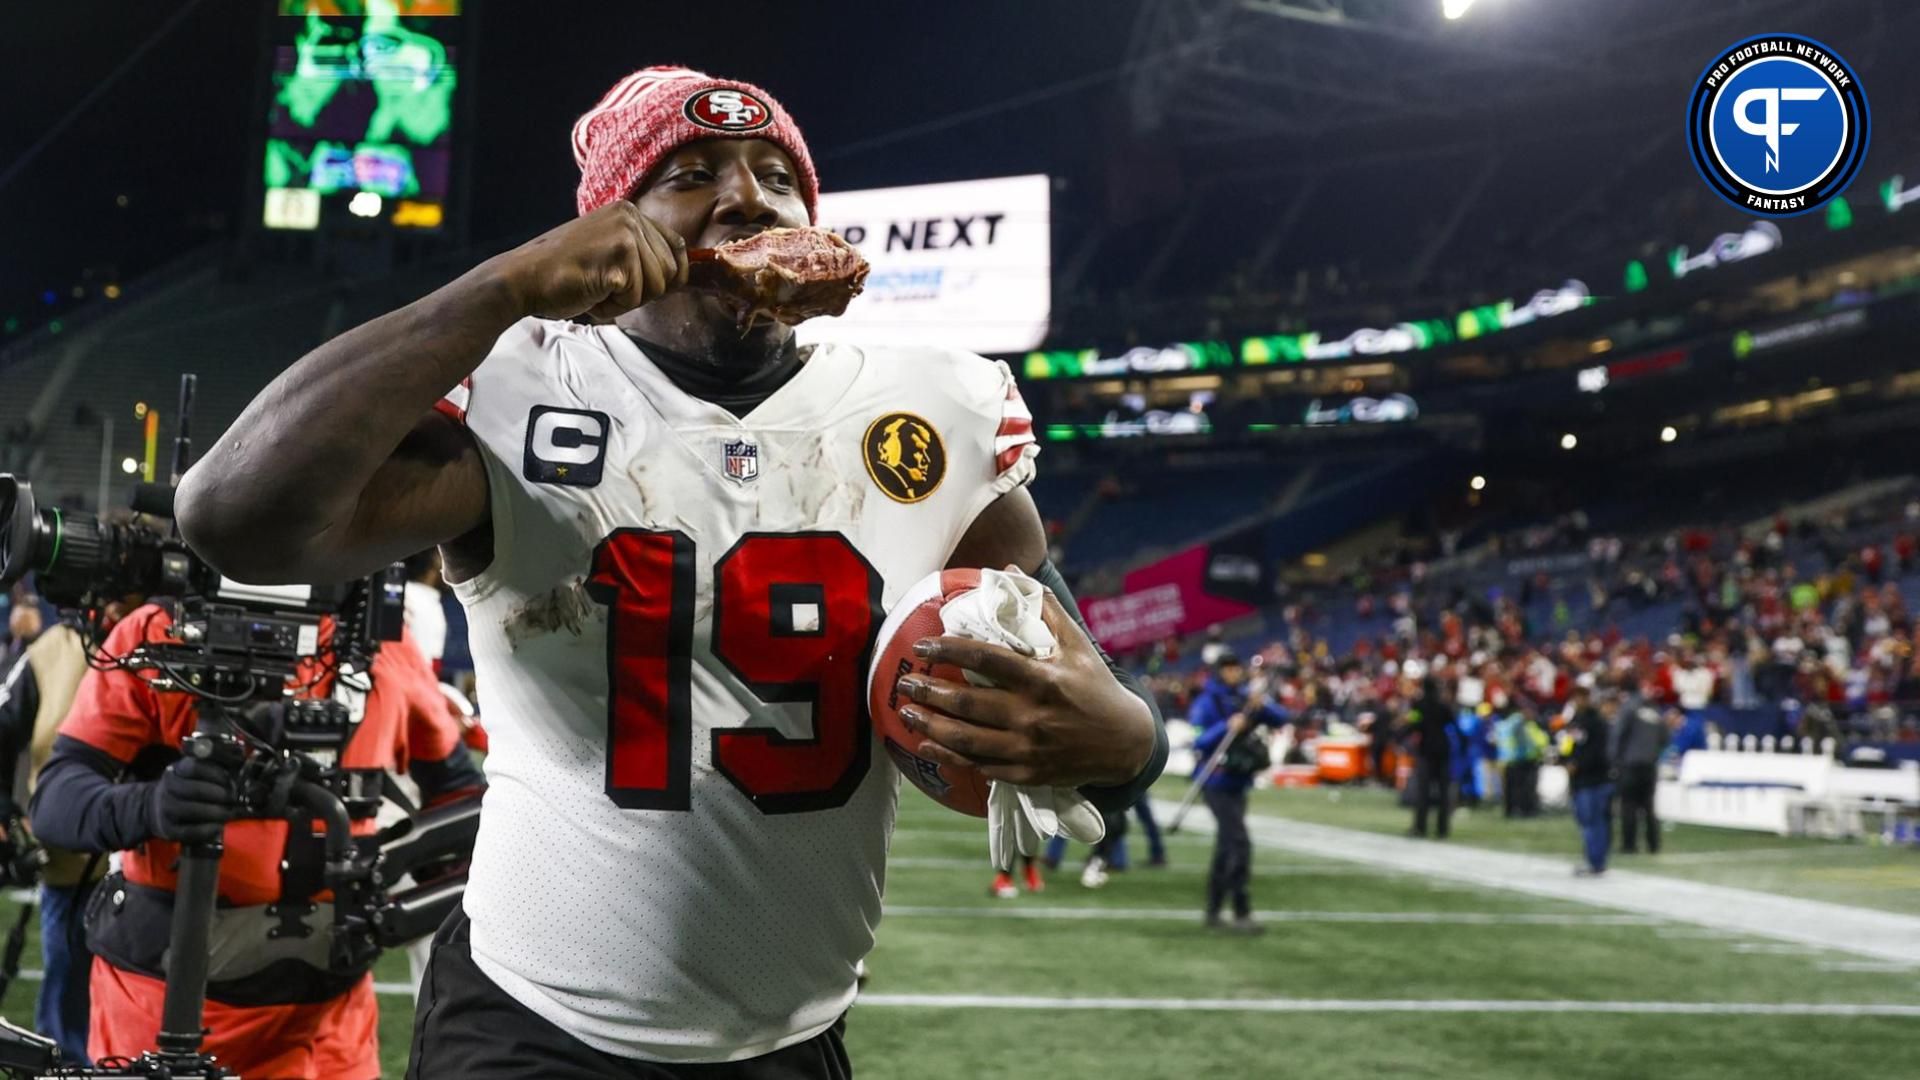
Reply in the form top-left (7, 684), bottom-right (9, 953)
top-left (1134, 494), bottom-right (1920, 760)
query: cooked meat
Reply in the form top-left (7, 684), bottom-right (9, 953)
top-left (686, 227), bottom-right (870, 329)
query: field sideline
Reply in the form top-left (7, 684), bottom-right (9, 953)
top-left (4, 783), bottom-right (1917, 1078)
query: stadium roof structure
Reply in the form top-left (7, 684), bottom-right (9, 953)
top-left (1079, 0), bottom-right (1917, 320)
top-left (1124, 0), bottom-right (1877, 149)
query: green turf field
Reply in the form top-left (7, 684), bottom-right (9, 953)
top-left (5, 782), bottom-right (1918, 1078)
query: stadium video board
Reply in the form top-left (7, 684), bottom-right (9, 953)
top-left (796, 174), bottom-right (1052, 355)
top-left (263, 1), bottom-right (461, 232)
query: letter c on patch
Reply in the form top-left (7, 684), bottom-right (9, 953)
top-left (524, 405), bottom-right (610, 487)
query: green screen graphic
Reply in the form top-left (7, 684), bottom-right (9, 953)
top-left (265, 0), bottom-right (458, 225)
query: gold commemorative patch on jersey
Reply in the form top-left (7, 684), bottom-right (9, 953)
top-left (862, 412), bottom-right (945, 503)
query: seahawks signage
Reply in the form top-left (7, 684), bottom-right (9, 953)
top-left (1302, 394), bottom-right (1420, 427)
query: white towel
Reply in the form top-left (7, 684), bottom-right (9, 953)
top-left (940, 568), bottom-right (1106, 870)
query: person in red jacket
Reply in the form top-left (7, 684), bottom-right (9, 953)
top-left (28, 603), bottom-right (483, 1079)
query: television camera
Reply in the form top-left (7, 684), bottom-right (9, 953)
top-left (0, 377), bottom-right (479, 1078)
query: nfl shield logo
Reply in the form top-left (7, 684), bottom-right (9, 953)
top-left (723, 439), bottom-right (760, 484)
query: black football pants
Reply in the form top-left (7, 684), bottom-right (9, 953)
top-left (408, 907), bottom-right (852, 1080)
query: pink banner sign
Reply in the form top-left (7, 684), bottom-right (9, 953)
top-left (1083, 544), bottom-right (1259, 652)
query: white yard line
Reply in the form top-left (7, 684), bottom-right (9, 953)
top-left (1654, 927), bottom-right (1743, 940)
top-left (11, 968), bottom-right (417, 998)
top-left (1654, 846), bottom-right (1875, 866)
top-left (885, 855), bottom-right (1392, 877)
top-left (881, 905), bottom-right (1659, 925)
top-left (12, 962), bottom-right (1916, 1012)
top-left (1816, 961), bottom-right (1920, 973)
top-left (1155, 799), bottom-right (1920, 965)
top-left (887, 827), bottom-right (998, 840)
top-left (854, 993), bottom-right (1920, 1017)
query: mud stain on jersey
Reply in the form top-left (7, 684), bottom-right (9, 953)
top-left (769, 432), bottom-right (866, 526)
top-left (624, 458), bottom-right (685, 530)
top-left (503, 578), bottom-right (595, 648)
top-left (691, 573), bottom-right (716, 628)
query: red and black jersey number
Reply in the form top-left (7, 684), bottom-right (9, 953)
top-left (587, 530), bottom-right (882, 814)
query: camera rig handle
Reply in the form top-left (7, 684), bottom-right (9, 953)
top-left (153, 697), bottom-right (251, 1063)
top-left (368, 793), bottom-right (482, 947)
top-left (0, 1017), bottom-right (57, 1075)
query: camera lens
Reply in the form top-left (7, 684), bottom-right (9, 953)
top-left (0, 474), bottom-right (47, 590)
top-left (0, 474), bottom-right (141, 606)
top-left (37, 510), bottom-right (108, 603)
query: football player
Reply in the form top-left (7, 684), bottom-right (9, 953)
top-left (177, 66), bottom-right (1167, 1078)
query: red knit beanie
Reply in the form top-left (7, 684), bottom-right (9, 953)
top-left (572, 66), bottom-right (820, 222)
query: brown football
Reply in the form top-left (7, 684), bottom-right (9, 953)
top-left (865, 568), bottom-right (992, 817)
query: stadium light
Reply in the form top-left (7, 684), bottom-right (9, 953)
top-left (1560, 433), bottom-right (1578, 450)
top-left (1470, 475), bottom-right (1486, 491)
top-left (1443, 0), bottom-right (1476, 19)
top-left (1661, 426), bottom-right (1678, 443)
top-left (120, 457), bottom-right (138, 474)
top-left (348, 191), bottom-right (384, 218)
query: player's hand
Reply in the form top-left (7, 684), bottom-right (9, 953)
top-left (147, 756), bottom-right (236, 845)
top-left (895, 588), bottom-right (1155, 789)
top-left (491, 202), bottom-right (690, 323)
top-left (1228, 712), bottom-right (1251, 738)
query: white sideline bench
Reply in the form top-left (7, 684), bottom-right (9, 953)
top-left (1658, 741), bottom-right (1920, 836)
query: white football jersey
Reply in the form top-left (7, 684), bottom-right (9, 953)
top-left (440, 319), bottom-right (1036, 1063)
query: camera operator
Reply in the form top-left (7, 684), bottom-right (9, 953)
top-left (1189, 651), bottom-right (1286, 934)
top-left (27, 602), bottom-right (484, 1079)
top-left (0, 598), bottom-right (105, 1064)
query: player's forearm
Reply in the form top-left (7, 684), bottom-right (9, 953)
top-left (176, 260), bottom-right (522, 578)
top-left (1078, 665), bottom-right (1169, 813)
top-left (1025, 558), bottom-right (1167, 809)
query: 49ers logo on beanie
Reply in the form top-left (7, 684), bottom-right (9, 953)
top-left (572, 66), bottom-right (820, 221)
top-left (684, 88), bottom-right (773, 132)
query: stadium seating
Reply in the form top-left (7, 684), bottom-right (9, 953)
top-left (1064, 459), bottom-right (1299, 570)
top-left (0, 252), bottom-right (468, 510)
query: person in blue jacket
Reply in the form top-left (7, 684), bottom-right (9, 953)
top-left (1454, 704), bottom-right (1484, 807)
top-left (1189, 651), bottom-right (1287, 934)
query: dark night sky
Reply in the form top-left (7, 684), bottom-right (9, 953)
top-left (3, 0), bottom-right (1916, 334)
top-left (0, 0), bottom-right (1143, 320)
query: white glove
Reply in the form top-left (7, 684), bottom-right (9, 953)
top-left (942, 569), bottom-right (1106, 870)
top-left (989, 780), bottom-right (1106, 872)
